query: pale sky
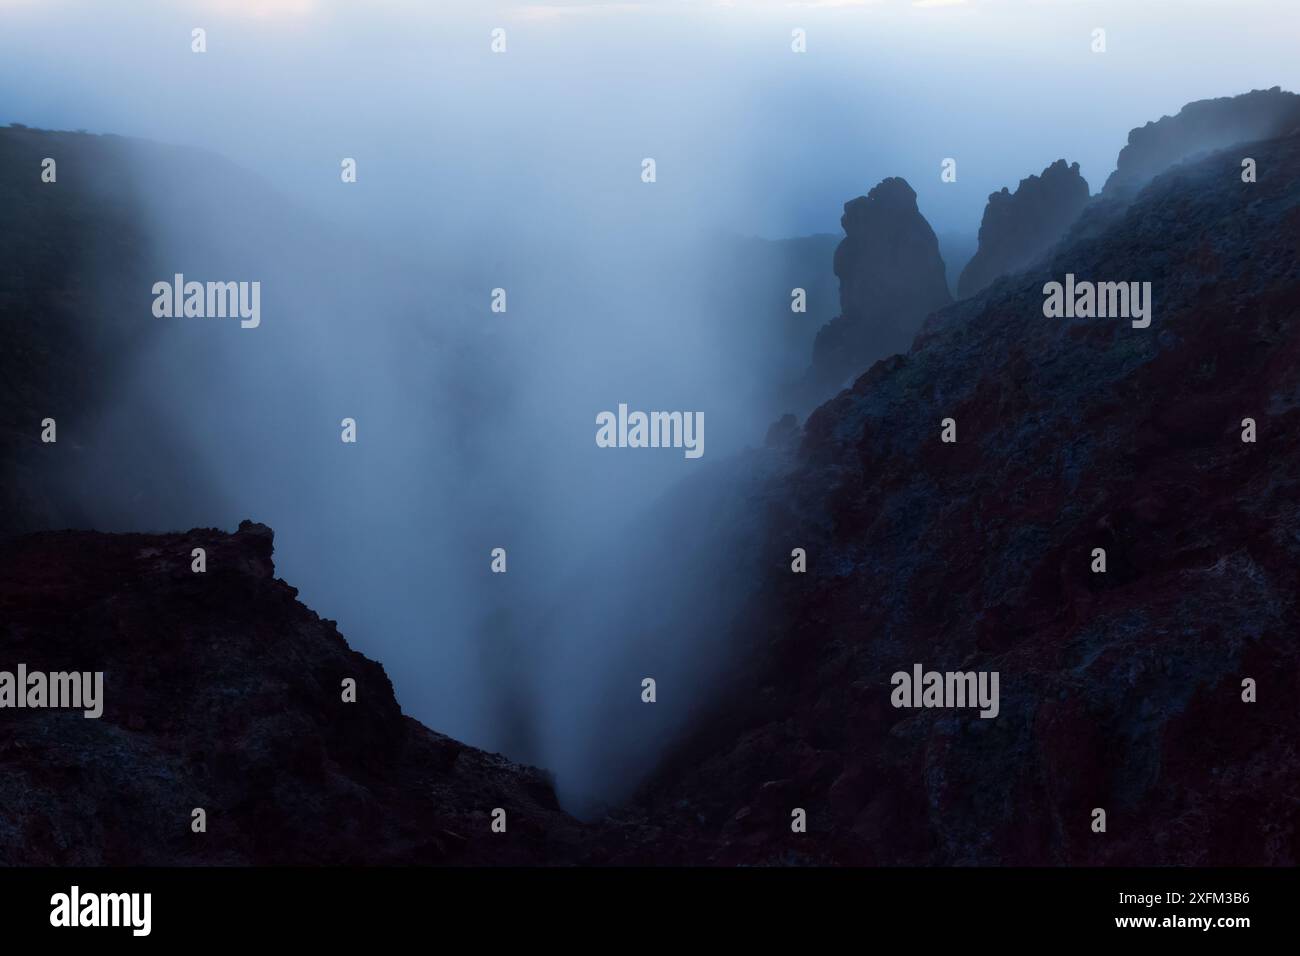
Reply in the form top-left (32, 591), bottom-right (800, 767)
top-left (3, 0), bottom-right (1297, 237)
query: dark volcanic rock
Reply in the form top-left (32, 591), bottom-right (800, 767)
top-left (614, 130), bottom-right (1300, 866)
top-left (957, 160), bottom-right (1091, 299)
top-left (0, 521), bottom-right (585, 864)
top-left (1102, 86), bottom-right (1300, 200)
top-left (808, 178), bottom-right (952, 395)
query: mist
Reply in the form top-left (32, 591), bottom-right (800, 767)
top-left (3, 0), bottom-right (1297, 812)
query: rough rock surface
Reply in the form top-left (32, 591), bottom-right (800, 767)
top-left (808, 178), bottom-right (952, 395)
top-left (1101, 87), bottom-right (1300, 199)
top-left (610, 130), bottom-right (1300, 865)
top-left (957, 160), bottom-right (1091, 299)
top-left (0, 521), bottom-right (587, 864)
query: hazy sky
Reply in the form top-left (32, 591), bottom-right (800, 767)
top-left (5, 0), bottom-right (1298, 807)
top-left (3, 0), bottom-right (1298, 238)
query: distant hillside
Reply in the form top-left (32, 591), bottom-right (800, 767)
top-left (1102, 86), bottom-right (1300, 199)
top-left (0, 124), bottom-right (339, 537)
top-left (0, 126), bottom-right (159, 534)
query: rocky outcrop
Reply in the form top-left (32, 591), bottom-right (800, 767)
top-left (613, 128), bottom-right (1300, 866)
top-left (808, 178), bottom-right (952, 395)
top-left (0, 521), bottom-right (586, 864)
top-left (1102, 86), bottom-right (1300, 199)
top-left (957, 160), bottom-right (1091, 298)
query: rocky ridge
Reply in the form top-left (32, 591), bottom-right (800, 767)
top-left (0, 521), bottom-right (585, 864)
top-left (957, 159), bottom-right (1091, 299)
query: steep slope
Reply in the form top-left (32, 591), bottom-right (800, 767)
top-left (615, 130), bottom-right (1300, 866)
top-left (807, 178), bottom-right (952, 397)
top-left (1102, 86), bottom-right (1300, 199)
top-left (957, 160), bottom-right (1091, 299)
top-left (0, 521), bottom-right (586, 864)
